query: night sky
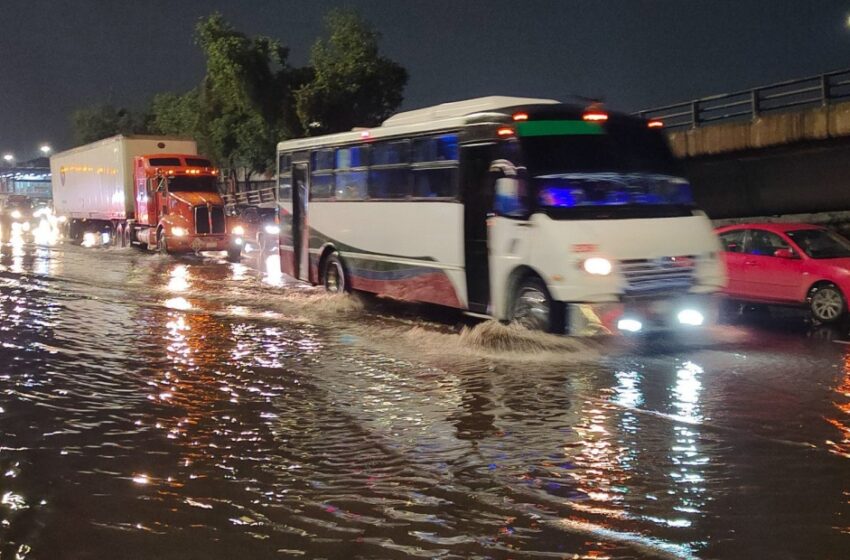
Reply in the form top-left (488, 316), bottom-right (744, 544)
top-left (2, 0), bottom-right (849, 159)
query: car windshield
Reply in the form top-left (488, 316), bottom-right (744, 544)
top-left (786, 228), bottom-right (850, 259)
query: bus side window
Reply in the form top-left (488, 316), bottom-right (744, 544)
top-left (278, 153), bottom-right (292, 200)
top-left (412, 134), bottom-right (459, 199)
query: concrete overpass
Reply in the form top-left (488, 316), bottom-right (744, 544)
top-left (639, 69), bottom-right (850, 223)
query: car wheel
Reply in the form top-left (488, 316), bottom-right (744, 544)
top-left (510, 276), bottom-right (565, 333)
top-left (809, 283), bottom-right (845, 323)
top-left (323, 253), bottom-right (349, 294)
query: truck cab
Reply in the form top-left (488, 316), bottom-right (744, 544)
top-left (131, 154), bottom-right (241, 261)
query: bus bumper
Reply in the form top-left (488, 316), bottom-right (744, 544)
top-left (566, 294), bottom-right (719, 336)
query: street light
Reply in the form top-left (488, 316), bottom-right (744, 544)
top-left (39, 145), bottom-right (51, 155)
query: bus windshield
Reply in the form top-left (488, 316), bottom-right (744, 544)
top-left (518, 122), bottom-right (692, 219)
top-left (167, 175), bottom-right (219, 193)
top-left (535, 173), bottom-right (694, 219)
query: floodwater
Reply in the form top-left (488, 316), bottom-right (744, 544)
top-left (0, 231), bottom-right (848, 559)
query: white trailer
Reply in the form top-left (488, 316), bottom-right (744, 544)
top-left (50, 135), bottom-right (197, 221)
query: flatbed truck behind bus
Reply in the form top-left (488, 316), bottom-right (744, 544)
top-left (50, 134), bottom-right (241, 260)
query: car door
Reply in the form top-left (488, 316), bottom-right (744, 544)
top-left (741, 228), bottom-right (806, 302)
top-left (718, 228), bottom-right (749, 297)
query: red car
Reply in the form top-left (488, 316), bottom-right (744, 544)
top-left (716, 223), bottom-right (850, 323)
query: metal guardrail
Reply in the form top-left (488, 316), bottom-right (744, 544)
top-left (222, 185), bottom-right (277, 207)
top-left (637, 68), bottom-right (850, 129)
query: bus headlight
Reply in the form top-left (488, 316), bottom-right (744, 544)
top-left (677, 309), bottom-right (704, 326)
top-left (171, 226), bottom-right (187, 237)
top-left (583, 257), bottom-right (612, 276)
top-left (264, 224), bottom-right (280, 235)
top-left (618, 318), bottom-right (643, 333)
top-left (232, 225), bottom-right (245, 236)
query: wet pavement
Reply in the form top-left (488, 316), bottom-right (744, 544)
top-left (0, 231), bottom-right (848, 559)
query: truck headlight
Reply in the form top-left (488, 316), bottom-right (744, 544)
top-left (583, 257), bottom-right (612, 276)
top-left (10, 210), bottom-right (22, 220)
top-left (232, 225), bottom-right (245, 235)
top-left (171, 226), bottom-right (187, 237)
top-left (264, 224), bottom-right (280, 235)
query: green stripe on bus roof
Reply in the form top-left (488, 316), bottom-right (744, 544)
top-left (516, 120), bottom-right (604, 136)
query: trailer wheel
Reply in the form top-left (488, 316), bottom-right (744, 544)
top-left (323, 253), bottom-right (350, 294)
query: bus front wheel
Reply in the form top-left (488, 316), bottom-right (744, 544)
top-left (323, 253), bottom-right (350, 294)
top-left (511, 276), bottom-right (565, 334)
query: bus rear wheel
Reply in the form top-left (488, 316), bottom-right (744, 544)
top-left (323, 253), bottom-right (350, 294)
top-left (511, 276), bottom-right (564, 334)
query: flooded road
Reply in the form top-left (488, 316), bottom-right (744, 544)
top-left (0, 235), bottom-right (848, 559)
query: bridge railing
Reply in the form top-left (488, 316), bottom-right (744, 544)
top-left (638, 68), bottom-right (850, 129)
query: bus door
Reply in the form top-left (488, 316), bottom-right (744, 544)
top-left (462, 144), bottom-right (495, 314)
top-left (291, 163), bottom-right (310, 282)
top-left (487, 160), bottom-right (533, 320)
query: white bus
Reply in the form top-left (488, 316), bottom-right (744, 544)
top-left (275, 97), bottom-right (725, 334)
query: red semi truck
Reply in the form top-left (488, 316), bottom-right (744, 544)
top-left (50, 135), bottom-right (242, 260)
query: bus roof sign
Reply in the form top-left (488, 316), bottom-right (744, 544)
top-left (516, 120), bottom-right (605, 137)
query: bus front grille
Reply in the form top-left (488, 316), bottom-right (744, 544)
top-left (619, 256), bottom-right (695, 294)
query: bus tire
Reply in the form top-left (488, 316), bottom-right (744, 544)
top-left (510, 276), bottom-right (565, 334)
top-left (323, 253), bottom-right (350, 294)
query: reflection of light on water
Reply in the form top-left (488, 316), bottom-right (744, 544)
top-left (667, 360), bottom-right (707, 529)
top-left (264, 254), bottom-right (283, 287)
top-left (672, 361), bottom-right (704, 423)
top-left (168, 265), bottom-right (190, 292)
top-left (165, 297), bottom-right (192, 310)
top-left (228, 306), bottom-right (248, 316)
top-left (614, 370), bottom-right (643, 409)
top-left (824, 353), bottom-right (850, 458)
top-left (230, 262), bottom-right (248, 281)
top-left (132, 474), bottom-right (150, 485)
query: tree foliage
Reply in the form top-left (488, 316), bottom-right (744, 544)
top-left (71, 104), bottom-right (147, 145)
top-left (73, 10), bottom-right (408, 178)
top-left (296, 9), bottom-right (408, 135)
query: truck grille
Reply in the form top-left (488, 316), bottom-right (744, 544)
top-left (195, 206), bottom-right (210, 234)
top-left (194, 205), bottom-right (226, 235)
top-left (210, 206), bottom-right (225, 234)
top-left (619, 256), bottom-right (695, 294)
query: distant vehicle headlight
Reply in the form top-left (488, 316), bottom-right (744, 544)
top-left (232, 225), bottom-right (245, 236)
top-left (583, 257), bottom-right (612, 276)
top-left (264, 224), bottom-right (280, 235)
top-left (10, 210), bottom-right (22, 220)
top-left (57, 216), bottom-right (68, 223)
top-left (171, 226), bottom-right (187, 237)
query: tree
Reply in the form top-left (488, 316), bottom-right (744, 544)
top-left (148, 91), bottom-right (201, 138)
top-left (191, 13), bottom-right (307, 178)
top-left (295, 8), bottom-right (408, 135)
top-left (71, 104), bottom-right (147, 144)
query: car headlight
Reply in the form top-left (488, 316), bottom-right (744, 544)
top-left (232, 225), bottom-right (245, 236)
top-left (582, 257), bottom-right (612, 276)
top-left (264, 224), bottom-right (280, 235)
top-left (171, 226), bottom-right (187, 237)
top-left (10, 210), bottom-right (22, 220)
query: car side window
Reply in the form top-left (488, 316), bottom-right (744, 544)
top-left (719, 230), bottom-right (746, 253)
top-left (746, 230), bottom-right (791, 256)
